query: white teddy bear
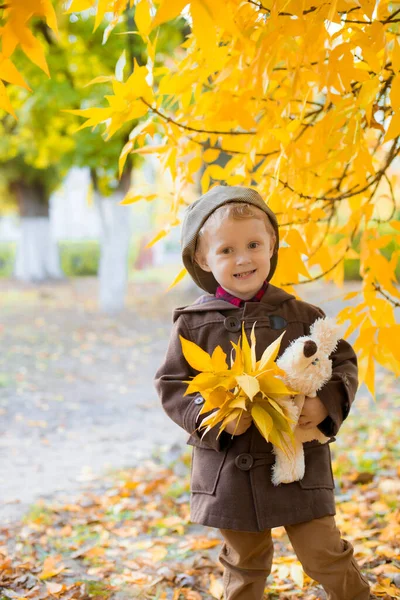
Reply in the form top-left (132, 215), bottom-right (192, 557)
top-left (271, 317), bottom-right (341, 486)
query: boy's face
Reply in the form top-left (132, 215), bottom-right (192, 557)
top-left (195, 216), bottom-right (275, 300)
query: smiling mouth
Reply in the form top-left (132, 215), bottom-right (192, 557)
top-left (234, 269), bottom-right (256, 278)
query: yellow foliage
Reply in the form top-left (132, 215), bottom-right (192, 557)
top-left (67, 0), bottom-right (132, 39)
top-left (0, 0), bottom-right (58, 115)
top-left (135, 0), bottom-right (153, 36)
top-left (151, 0), bottom-right (189, 29)
top-left (68, 0), bottom-right (400, 395)
top-left (180, 324), bottom-right (297, 448)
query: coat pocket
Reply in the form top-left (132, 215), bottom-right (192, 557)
top-left (298, 443), bottom-right (334, 490)
top-left (190, 446), bottom-right (228, 495)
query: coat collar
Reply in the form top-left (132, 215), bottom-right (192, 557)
top-left (174, 284), bottom-right (295, 318)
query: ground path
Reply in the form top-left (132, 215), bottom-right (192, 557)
top-left (0, 277), bottom-right (371, 523)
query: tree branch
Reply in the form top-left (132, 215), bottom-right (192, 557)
top-left (139, 97), bottom-right (256, 136)
top-left (343, 18), bottom-right (400, 24)
top-left (247, 1), bottom-right (400, 26)
top-left (247, 0), bottom-right (269, 12)
top-left (382, 7), bottom-right (400, 24)
top-left (192, 135), bottom-right (398, 206)
top-left (247, 1), bottom-right (322, 16)
top-left (282, 226), bottom-right (358, 287)
top-left (276, 139), bottom-right (400, 204)
top-left (372, 283), bottom-right (400, 308)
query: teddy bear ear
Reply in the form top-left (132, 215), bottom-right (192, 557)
top-left (310, 317), bottom-right (341, 355)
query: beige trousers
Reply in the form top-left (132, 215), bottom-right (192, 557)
top-left (219, 516), bottom-right (370, 600)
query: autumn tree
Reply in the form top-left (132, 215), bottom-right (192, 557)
top-left (0, 4), bottom-right (102, 280)
top-left (67, 0), bottom-right (400, 394)
top-left (64, 10), bottom-right (145, 312)
top-left (0, 2), bottom-right (138, 291)
top-left (0, 11), bottom-right (113, 282)
top-left (0, 1), bottom-right (63, 279)
top-left (68, 8), bottom-right (185, 312)
top-left (1, 2), bottom-right (185, 311)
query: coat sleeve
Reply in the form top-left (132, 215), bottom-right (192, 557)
top-left (310, 308), bottom-right (358, 437)
top-left (154, 314), bottom-right (232, 452)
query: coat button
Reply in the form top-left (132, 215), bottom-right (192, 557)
top-left (224, 316), bottom-right (241, 332)
top-left (235, 453), bottom-right (254, 471)
top-left (194, 396), bottom-right (204, 405)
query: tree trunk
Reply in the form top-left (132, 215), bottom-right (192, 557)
top-left (93, 168), bottom-right (132, 314)
top-left (12, 181), bottom-right (63, 282)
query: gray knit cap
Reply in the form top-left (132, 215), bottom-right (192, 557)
top-left (181, 186), bottom-right (279, 294)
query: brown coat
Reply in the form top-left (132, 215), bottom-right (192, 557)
top-left (154, 284), bottom-right (358, 532)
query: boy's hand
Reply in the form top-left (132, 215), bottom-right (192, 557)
top-left (298, 395), bottom-right (328, 428)
top-left (224, 411), bottom-right (252, 435)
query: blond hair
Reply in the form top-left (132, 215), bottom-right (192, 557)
top-left (195, 202), bottom-right (276, 255)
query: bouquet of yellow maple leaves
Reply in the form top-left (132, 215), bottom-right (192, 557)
top-left (180, 325), bottom-right (298, 452)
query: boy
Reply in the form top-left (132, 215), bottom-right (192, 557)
top-left (155, 186), bottom-right (370, 600)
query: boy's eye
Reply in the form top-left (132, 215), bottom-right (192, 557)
top-left (221, 248), bottom-right (232, 254)
top-left (249, 242), bottom-right (260, 249)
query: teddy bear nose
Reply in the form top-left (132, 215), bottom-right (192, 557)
top-left (303, 340), bottom-right (317, 358)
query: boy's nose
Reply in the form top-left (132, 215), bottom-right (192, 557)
top-left (236, 252), bottom-right (251, 265)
